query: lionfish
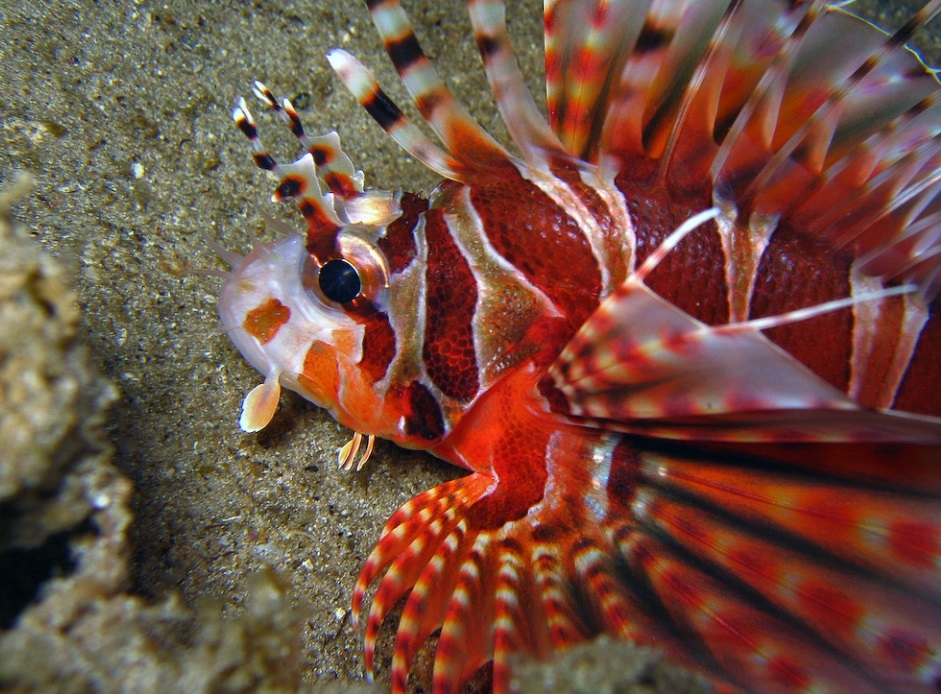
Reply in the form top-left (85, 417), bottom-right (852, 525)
top-left (217, 0), bottom-right (941, 691)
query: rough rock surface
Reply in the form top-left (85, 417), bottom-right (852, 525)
top-left (0, 173), bottom-right (119, 550)
top-left (508, 637), bottom-right (712, 694)
top-left (0, 174), bottom-right (321, 693)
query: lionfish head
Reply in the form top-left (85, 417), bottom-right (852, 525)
top-left (218, 222), bottom-right (378, 421)
top-left (217, 86), bottom-right (441, 445)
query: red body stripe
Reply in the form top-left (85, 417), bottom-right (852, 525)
top-left (894, 312), bottom-right (941, 416)
top-left (625, 187), bottom-right (731, 327)
top-left (749, 231), bottom-right (853, 392)
top-left (378, 192), bottom-right (425, 274)
top-left (473, 172), bottom-right (602, 333)
top-left (422, 208), bottom-right (480, 402)
top-left (354, 304), bottom-right (397, 382)
top-left (404, 381), bottom-right (445, 441)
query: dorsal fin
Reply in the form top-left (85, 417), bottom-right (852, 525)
top-left (465, 0), bottom-right (568, 165)
top-left (544, 0), bottom-right (941, 299)
top-left (362, 0), bottom-right (517, 174)
top-left (326, 49), bottom-right (466, 182)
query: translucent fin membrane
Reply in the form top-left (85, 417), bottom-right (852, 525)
top-left (545, 207), bottom-right (941, 444)
top-left (326, 49), bottom-right (465, 182)
top-left (232, 83), bottom-right (403, 254)
top-left (465, 0), bottom-right (568, 164)
top-left (324, 0), bottom-right (520, 179)
top-left (366, 0), bottom-right (513, 167)
top-left (545, 0), bottom-right (941, 299)
top-left (354, 425), bottom-right (941, 692)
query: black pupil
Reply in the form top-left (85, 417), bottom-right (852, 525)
top-left (319, 259), bottom-right (361, 303)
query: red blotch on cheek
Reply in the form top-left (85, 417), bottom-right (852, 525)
top-left (243, 298), bottom-right (291, 344)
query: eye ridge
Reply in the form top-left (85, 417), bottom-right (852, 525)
top-left (319, 258), bottom-right (363, 303)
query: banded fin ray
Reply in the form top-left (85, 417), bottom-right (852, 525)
top-left (326, 49), bottom-right (467, 182)
top-left (359, 0), bottom-right (518, 176)
top-left (222, 1), bottom-right (941, 692)
top-left (231, 87), bottom-right (405, 254)
top-left (543, 271), bottom-right (941, 443)
top-left (545, 0), bottom-right (941, 298)
top-left (465, 0), bottom-right (569, 164)
top-left (544, 205), bottom-right (941, 443)
top-left (354, 418), bottom-right (941, 692)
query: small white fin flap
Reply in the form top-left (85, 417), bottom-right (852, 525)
top-left (239, 374), bottom-right (281, 432)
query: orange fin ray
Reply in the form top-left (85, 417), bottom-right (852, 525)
top-left (432, 534), bottom-right (498, 692)
top-left (641, 449), bottom-right (941, 603)
top-left (353, 475), bottom-right (490, 683)
top-left (626, 530), bottom-right (884, 692)
top-left (355, 423), bottom-right (941, 692)
top-left (363, 508), bottom-right (463, 678)
top-left (390, 519), bottom-right (475, 692)
top-left (627, 447), bottom-right (941, 689)
top-left (353, 478), bottom-right (468, 627)
top-left (490, 538), bottom-right (537, 691)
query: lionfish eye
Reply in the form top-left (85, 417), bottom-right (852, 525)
top-left (319, 258), bottom-right (362, 303)
top-left (301, 230), bottom-right (389, 310)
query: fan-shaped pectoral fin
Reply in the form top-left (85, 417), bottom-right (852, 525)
top-left (543, 280), bottom-right (941, 443)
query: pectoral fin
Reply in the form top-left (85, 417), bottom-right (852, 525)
top-left (239, 373), bottom-right (281, 432)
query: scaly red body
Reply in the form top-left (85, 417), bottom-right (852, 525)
top-left (217, 1), bottom-right (941, 691)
